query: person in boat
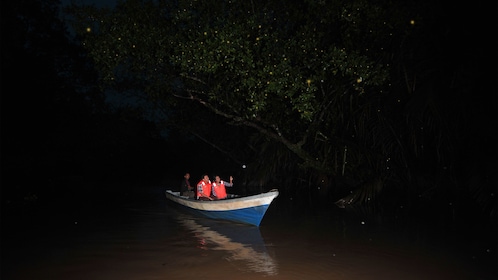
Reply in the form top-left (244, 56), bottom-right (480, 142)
top-left (211, 175), bottom-right (234, 200)
top-left (180, 172), bottom-right (195, 198)
top-left (196, 174), bottom-right (213, 200)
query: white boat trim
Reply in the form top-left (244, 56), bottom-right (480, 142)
top-left (165, 189), bottom-right (279, 211)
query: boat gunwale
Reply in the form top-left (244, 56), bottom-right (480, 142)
top-left (165, 189), bottom-right (278, 204)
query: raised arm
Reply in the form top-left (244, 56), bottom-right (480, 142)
top-left (224, 176), bottom-right (234, 187)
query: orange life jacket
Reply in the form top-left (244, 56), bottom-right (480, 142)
top-left (212, 181), bottom-right (228, 199)
top-left (196, 180), bottom-right (211, 199)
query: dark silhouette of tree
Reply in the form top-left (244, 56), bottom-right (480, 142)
top-left (1, 0), bottom-right (173, 208)
top-left (64, 0), bottom-right (496, 222)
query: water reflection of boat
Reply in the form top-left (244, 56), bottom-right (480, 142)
top-left (165, 189), bottom-right (279, 226)
top-left (178, 214), bottom-right (278, 275)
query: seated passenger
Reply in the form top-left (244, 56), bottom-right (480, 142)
top-left (180, 172), bottom-right (195, 198)
top-left (196, 174), bottom-right (213, 200)
top-left (211, 175), bottom-right (233, 200)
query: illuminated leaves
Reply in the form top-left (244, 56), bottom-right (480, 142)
top-left (168, 0), bottom-right (389, 126)
top-left (67, 0), bottom-right (398, 174)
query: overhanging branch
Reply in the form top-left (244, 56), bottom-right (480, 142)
top-left (176, 90), bottom-right (333, 173)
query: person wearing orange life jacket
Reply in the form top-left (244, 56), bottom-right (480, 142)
top-left (196, 174), bottom-right (213, 200)
top-left (211, 175), bottom-right (233, 200)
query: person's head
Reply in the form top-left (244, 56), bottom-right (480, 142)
top-left (202, 174), bottom-right (210, 182)
top-left (214, 175), bottom-right (221, 183)
top-left (184, 173), bottom-right (190, 179)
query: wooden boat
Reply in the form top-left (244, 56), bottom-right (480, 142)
top-left (165, 189), bottom-right (279, 226)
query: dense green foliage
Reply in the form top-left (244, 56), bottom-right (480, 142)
top-left (66, 0), bottom-right (396, 171)
top-left (64, 0), bottom-right (496, 218)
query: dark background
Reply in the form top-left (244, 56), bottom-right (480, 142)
top-left (0, 2), bottom-right (497, 279)
top-left (1, 0), bottom-right (497, 234)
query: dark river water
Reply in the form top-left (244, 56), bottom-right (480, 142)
top-left (2, 185), bottom-right (496, 280)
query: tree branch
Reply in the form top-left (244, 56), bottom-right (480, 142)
top-left (181, 91), bottom-right (332, 173)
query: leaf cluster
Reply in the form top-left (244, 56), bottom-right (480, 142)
top-left (65, 0), bottom-right (468, 204)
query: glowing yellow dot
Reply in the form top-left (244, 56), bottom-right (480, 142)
top-left (306, 79), bottom-right (311, 86)
top-left (410, 19), bottom-right (415, 25)
top-left (86, 27), bottom-right (91, 32)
